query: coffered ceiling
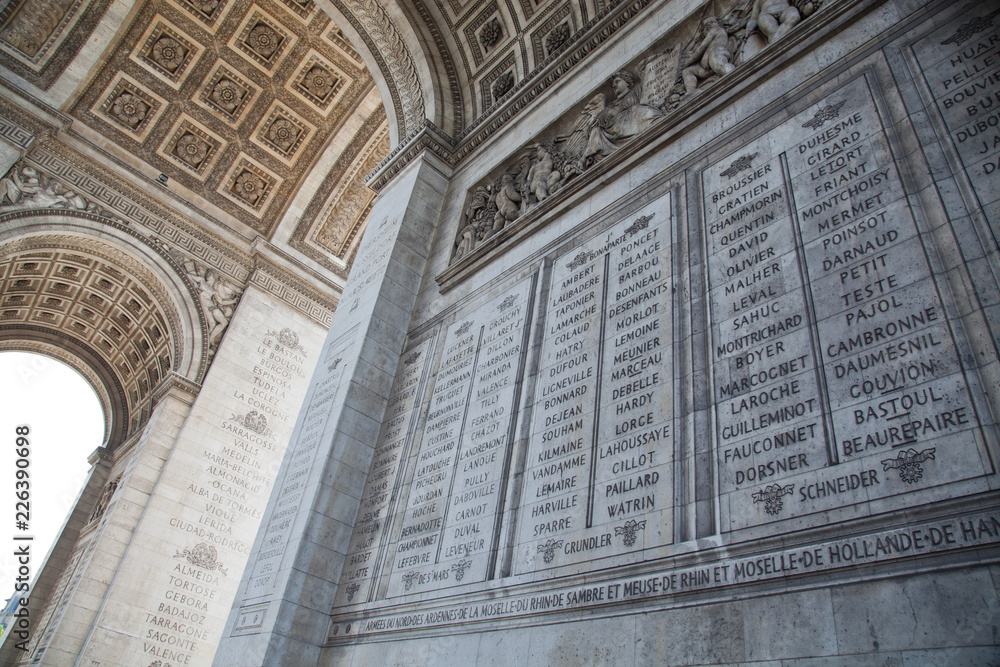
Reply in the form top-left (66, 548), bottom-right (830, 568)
top-left (64, 0), bottom-right (385, 249)
top-left (0, 0), bottom-right (646, 277)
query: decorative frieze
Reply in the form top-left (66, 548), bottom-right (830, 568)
top-left (198, 64), bottom-right (258, 123)
top-left (450, 0), bottom-right (829, 264)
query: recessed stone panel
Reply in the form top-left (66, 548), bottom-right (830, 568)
top-left (231, 8), bottom-right (294, 73)
top-left (253, 103), bottom-right (313, 164)
top-left (382, 280), bottom-right (536, 596)
top-left (93, 75), bottom-right (166, 140)
top-left (705, 75), bottom-right (988, 532)
top-left (131, 17), bottom-right (200, 88)
top-left (240, 334), bottom-right (355, 603)
top-left (513, 195), bottom-right (674, 574)
top-left (159, 116), bottom-right (225, 178)
top-left (335, 340), bottom-right (434, 606)
top-left (911, 8), bottom-right (1000, 255)
top-left (197, 64), bottom-right (259, 123)
top-left (219, 156), bottom-right (281, 215)
top-left (289, 51), bottom-right (348, 114)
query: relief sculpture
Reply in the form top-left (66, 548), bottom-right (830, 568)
top-left (0, 0), bottom-right (73, 58)
top-left (169, 251), bottom-right (244, 353)
top-left (451, 0), bottom-right (826, 263)
top-left (0, 162), bottom-right (124, 222)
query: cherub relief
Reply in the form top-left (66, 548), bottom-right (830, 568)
top-left (492, 172), bottom-right (522, 233)
top-left (527, 143), bottom-right (562, 203)
top-left (747, 0), bottom-right (801, 44)
top-left (0, 163), bottom-right (123, 221)
top-left (179, 258), bottom-right (242, 349)
top-left (451, 0), bottom-right (820, 266)
top-left (682, 16), bottom-right (736, 94)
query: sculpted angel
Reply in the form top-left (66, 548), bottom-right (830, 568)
top-left (586, 71), bottom-right (663, 159)
top-left (747, 0), bottom-right (801, 44)
top-left (492, 172), bottom-right (522, 233)
top-left (183, 260), bottom-right (241, 347)
top-left (682, 16), bottom-right (736, 94)
top-left (464, 184), bottom-right (492, 226)
top-left (527, 143), bottom-right (561, 203)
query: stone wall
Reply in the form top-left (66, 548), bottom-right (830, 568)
top-left (216, 0), bottom-right (1000, 663)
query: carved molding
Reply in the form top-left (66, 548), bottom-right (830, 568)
top-left (1, 134), bottom-right (345, 328)
top-left (150, 370), bottom-right (202, 407)
top-left (367, 120), bottom-right (455, 192)
top-left (291, 104), bottom-right (387, 277)
top-left (366, 0), bottom-right (658, 189)
top-left (334, 0), bottom-right (426, 138)
top-left (250, 253), bottom-right (338, 327)
top-left (447, 0), bottom-right (830, 265)
top-left (439, 0), bottom-right (844, 288)
top-left (0, 0), bottom-right (114, 88)
top-left (22, 138), bottom-right (253, 280)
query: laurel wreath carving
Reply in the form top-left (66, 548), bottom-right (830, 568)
top-left (341, 0), bottom-right (425, 136)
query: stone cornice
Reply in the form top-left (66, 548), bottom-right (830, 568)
top-left (250, 242), bottom-right (340, 327)
top-left (329, 0), bottom-right (426, 140)
top-left (151, 372), bottom-right (202, 407)
top-left (436, 0), bottom-right (871, 290)
top-left (367, 121), bottom-right (455, 192)
top-left (366, 0), bottom-right (659, 191)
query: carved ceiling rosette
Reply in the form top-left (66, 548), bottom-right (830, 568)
top-left (233, 170), bottom-right (266, 206)
top-left (246, 23), bottom-right (281, 59)
top-left (300, 64), bottom-right (338, 103)
top-left (150, 35), bottom-right (186, 72)
top-left (110, 93), bottom-right (149, 130)
top-left (479, 17), bottom-right (503, 51)
top-left (545, 23), bottom-right (571, 55)
top-left (268, 119), bottom-right (299, 152)
top-left (173, 133), bottom-right (210, 168)
top-left (211, 78), bottom-right (245, 113)
top-left (492, 71), bottom-right (515, 102)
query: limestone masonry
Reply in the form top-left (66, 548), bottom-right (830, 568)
top-left (0, 0), bottom-right (999, 664)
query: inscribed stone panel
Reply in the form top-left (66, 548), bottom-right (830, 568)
top-left (513, 190), bottom-right (674, 574)
top-left (706, 75), bottom-right (988, 532)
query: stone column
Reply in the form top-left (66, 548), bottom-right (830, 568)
top-left (215, 150), bottom-right (449, 666)
top-left (0, 447), bottom-right (110, 661)
top-left (7, 284), bottom-right (328, 666)
top-left (61, 285), bottom-right (328, 666)
top-left (8, 381), bottom-right (196, 666)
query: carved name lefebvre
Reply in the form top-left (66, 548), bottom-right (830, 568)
top-left (451, 0), bottom-right (827, 264)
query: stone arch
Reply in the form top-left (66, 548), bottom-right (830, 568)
top-left (314, 0), bottom-right (455, 143)
top-left (0, 210), bottom-right (208, 450)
